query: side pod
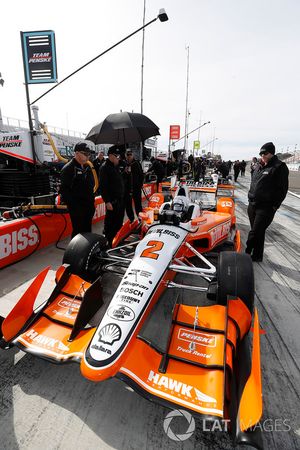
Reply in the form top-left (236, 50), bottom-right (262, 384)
top-left (1, 266), bottom-right (50, 343)
top-left (235, 308), bottom-right (263, 449)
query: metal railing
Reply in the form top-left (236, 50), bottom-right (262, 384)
top-left (1, 115), bottom-right (86, 140)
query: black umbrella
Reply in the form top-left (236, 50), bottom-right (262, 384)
top-left (85, 111), bottom-right (160, 145)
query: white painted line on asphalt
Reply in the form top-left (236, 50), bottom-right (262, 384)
top-left (288, 190), bottom-right (300, 199)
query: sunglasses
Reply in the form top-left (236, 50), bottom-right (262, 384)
top-left (79, 151), bottom-right (91, 156)
top-left (259, 151), bottom-right (270, 156)
top-left (126, 152), bottom-right (133, 156)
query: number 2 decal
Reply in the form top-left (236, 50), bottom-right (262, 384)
top-left (140, 240), bottom-right (164, 260)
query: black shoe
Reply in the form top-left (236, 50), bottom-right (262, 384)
top-left (251, 256), bottom-right (263, 262)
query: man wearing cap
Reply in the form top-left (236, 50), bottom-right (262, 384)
top-left (60, 142), bottom-right (95, 238)
top-left (98, 146), bottom-right (125, 247)
top-left (245, 142), bottom-right (289, 262)
top-left (123, 149), bottom-right (144, 222)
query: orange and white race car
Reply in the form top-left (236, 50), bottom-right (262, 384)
top-left (0, 183), bottom-right (263, 449)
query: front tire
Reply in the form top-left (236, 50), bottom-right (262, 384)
top-left (63, 233), bottom-right (107, 281)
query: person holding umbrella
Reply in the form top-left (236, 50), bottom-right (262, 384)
top-left (123, 149), bottom-right (144, 222)
top-left (98, 146), bottom-right (125, 247)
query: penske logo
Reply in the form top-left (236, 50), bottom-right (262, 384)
top-left (58, 297), bottom-right (81, 310)
top-left (24, 330), bottom-right (69, 352)
top-left (148, 371), bottom-right (216, 403)
top-left (178, 328), bottom-right (216, 348)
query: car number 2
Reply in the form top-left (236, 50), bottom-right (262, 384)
top-left (140, 240), bottom-right (164, 260)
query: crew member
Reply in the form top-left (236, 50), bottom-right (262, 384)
top-left (93, 151), bottom-right (105, 177)
top-left (233, 160), bottom-right (241, 182)
top-left (147, 157), bottom-right (165, 191)
top-left (98, 147), bottom-right (125, 247)
top-left (123, 149), bottom-right (144, 222)
top-left (60, 142), bottom-right (95, 238)
top-left (245, 142), bottom-right (289, 262)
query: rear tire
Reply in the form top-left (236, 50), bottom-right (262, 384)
top-left (217, 251), bottom-right (254, 313)
top-left (63, 233), bottom-right (107, 281)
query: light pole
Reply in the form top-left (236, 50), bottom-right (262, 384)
top-left (31, 9), bottom-right (169, 105)
top-left (184, 45), bottom-right (190, 153)
top-left (141, 0), bottom-right (146, 114)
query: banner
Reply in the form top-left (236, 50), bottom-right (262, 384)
top-left (21, 30), bottom-right (57, 84)
top-left (193, 140), bottom-right (200, 150)
top-left (169, 125), bottom-right (180, 140)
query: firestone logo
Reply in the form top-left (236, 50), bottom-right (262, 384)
top-left (0, 225), bottom-right (39, 260)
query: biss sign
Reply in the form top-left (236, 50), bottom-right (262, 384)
top-left (21, 30), bottom-right (58, 84)
top-left (169, 125), bottom-right (180, 140)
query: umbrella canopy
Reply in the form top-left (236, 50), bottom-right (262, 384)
top-left (86, 112), bottom-right (160, 145)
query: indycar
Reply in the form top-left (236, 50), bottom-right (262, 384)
top-left (0, 182), bottom-right (263, 449)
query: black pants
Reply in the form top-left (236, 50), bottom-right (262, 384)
top-left (245, 203), bottom-right (276, 260)
top-left (68, 203), bottom-right (95, 239)
top-left (125, 190), bottom-right (142, 222)
top-left (234, 169), bottom-right (240, 182)
top-left (104, 200), bottom-right (125, 247)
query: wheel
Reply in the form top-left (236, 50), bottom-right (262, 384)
top-left (216, 251), bottom-right (254, 313)
top-left (63, 233), bottom-right (107, 281)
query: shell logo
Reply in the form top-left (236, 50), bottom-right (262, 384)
top-left (98, 323), bottom-right (122, 345)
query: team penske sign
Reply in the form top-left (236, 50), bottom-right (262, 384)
top-left (21, 30), bottom-right (57, 83)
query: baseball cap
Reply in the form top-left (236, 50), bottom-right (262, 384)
top-left (74, 142), bottom-right (92, 154)
top-left (259, 142), bottom-right (275, 156)
top-left (107, 146), bottom-right (121, 156)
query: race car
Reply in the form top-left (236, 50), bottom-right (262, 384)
top-left (0, 183), bottom-right (263, 449)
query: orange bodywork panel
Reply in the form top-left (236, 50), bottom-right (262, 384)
top-left (119, 338), bottom-right (225, 417)
top-left (2, 266), bottom-right (50, 341)
top-left (238, 308), bottom-right (263, 430)
top-left (216, 197), bottom-right (236, 225)
top-left (117, 303), bottom-right (239, 419)
top-left (228, 299), bottom-right (252, 340)
top-left (15, 316), bottom-right (95, 362)
top-left (112, 218), bottom-right (139, 247)
top-left (148, 193), bottom-right (166, 209)
top-left (4, 265), bottom-right (97, 361)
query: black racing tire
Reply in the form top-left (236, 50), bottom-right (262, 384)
top-left (216, 251), bottom-right (254, 314)
top-left (63, 233), bottom-right (107, 281)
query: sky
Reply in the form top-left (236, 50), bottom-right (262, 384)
top-left (0, 0), bottom-right (299, 161)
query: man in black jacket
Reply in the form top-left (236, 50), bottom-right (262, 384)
top-left (245, 142), bottom-right (289, 262)
top-left (147, 157), bottom-right (165, 191)
top-left (60, 142), bottom-right (95, 238)
top-left (98, 146), bottom-right (125, 247)
top-left (123, 149), bottom-right (144, 222)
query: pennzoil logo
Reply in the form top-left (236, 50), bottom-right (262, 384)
top-left (178, 329), bottom-right (216, 348)
top-left (98, 323), bottom-right (122, 345)
top-left (24, 330), bottom-right (69, 352)
top-left (148, 371), bottom-right (216, 403)
top-left (107, 305), bottom-right (135, 322)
